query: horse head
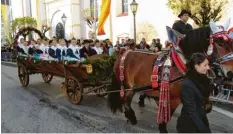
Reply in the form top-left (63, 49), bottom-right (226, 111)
top-left (209, 18), bottom-right (233, 79)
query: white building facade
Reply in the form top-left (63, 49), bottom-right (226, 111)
top-left (11, 0), bottom-right (233, 45)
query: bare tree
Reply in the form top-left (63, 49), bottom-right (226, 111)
top-left (135, 22), bottom-right (157, 43)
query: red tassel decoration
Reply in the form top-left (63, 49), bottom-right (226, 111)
top-left (157, 59), bottom-right (172, 124)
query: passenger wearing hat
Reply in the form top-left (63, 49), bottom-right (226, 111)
top-left (172, 9), bottom-right (193, 34)
top-left (79, 39), bottom-right (97, 59)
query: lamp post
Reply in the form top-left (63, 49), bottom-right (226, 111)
top-left (130, 0), bottom-right (138, 43)
top-left (61, 13), bottom-right (67, 39)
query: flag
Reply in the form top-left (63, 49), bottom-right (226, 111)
top-left (97, 0), bottom-right (111, 35)
top-left (1, 4), bottom-right (10, 39)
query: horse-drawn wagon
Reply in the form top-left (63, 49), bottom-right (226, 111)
top-left (17, 54), bottom-right (115, 104)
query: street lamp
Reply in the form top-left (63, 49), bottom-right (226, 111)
top-left (61, 13), bottom-right (67, 39)
top-left (130, 0), bottom-right (138, 43)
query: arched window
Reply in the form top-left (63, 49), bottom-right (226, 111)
top-left (56, 23), bottom-right (64, 39)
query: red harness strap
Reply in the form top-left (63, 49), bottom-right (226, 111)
top-left (151, 66), bottom-right (159, 88)
top-left (119, 50), bottom-right (132, 98)
top-left (151, 54), bottom-right (165, 88)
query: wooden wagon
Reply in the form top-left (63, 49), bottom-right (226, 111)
top-left (17, 54), bottom-right (115, 104)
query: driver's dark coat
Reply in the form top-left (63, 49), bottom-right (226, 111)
top-left (172, 20), bottom-right (193, 34)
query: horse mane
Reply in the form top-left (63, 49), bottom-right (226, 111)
top-left (179, 26), bottom-right (211, 59)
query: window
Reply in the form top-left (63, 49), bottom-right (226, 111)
top-left (122, 0), bottom-right (128, 13)
top-left (6, 0), bottom-right (9, 5)
top-left (1, 0), bottom-right (9, 5)
top-left (90, 0), bottom-right (98, 18)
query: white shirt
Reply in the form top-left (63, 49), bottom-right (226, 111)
top-left (68, 44), bottom-right (80, 58)
top-left (51, 46), bottom-right (57, 51)
top-left (18, 43), bottom-right (23, 48)
top-left (62, 46), bottom-right (67, 56)
top-left (43, 45), bottom-right (49, 54)
top-left (39, 43), bottom-right (45, 53)
top-left (68, 44), bottom-right (77, 53)
top-left (28, 44), bottom-right (34, 49)
top-left (21, 45), bottom-right (28, 55)
top-left (75, 46), bottom-right (83, 54)
top-left (18, 43), bottom-right (27, 54)
top-left (93, 46), bottom-right (103, 54)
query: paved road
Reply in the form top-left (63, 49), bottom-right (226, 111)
top-left (1, 64), bottom-right (233, 133)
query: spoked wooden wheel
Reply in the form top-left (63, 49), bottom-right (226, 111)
top-left (94, 85), bottom-right (109, 97)
top-left (18, 64), bottom-right (29, 87)
top-left (42, 73), bottom-right (53, 83)
top-left (65, 76), bottom-right (83, 104)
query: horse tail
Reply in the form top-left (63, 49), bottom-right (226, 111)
top-left (107, 72), bottom-right (123, 113)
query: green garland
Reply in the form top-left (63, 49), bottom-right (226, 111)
top-left (17, 53), bottom-right (117, 83)
top-left (83, 54), bottom-right (117, 83)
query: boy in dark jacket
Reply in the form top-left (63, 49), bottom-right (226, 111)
top-left (79, 39), bottom-right (97, 58)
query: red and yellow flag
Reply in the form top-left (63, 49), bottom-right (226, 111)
top-left (97, 0), bottom-right (111, 35)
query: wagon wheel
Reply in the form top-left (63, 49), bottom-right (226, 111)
top-left (65, 76), bottom-right (83, 104)
top-left (42, 73), bottom-right (53, 83)
top-left (18, 64), bottom-right (29, 87)
top-left (94, 85), bottom-right (109, 97)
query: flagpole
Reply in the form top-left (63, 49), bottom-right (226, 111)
top-left (93, 0), bottom-right (97, 40)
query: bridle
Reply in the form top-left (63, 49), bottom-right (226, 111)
top-left (209, 31), bottom-right (233, 78)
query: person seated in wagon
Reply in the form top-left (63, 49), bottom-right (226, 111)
top-left (48, 39), bottom-right (57, 60)
top-left (17, 38), bottom-right (28, 56)
top-left (73, 38), bottom-right (83, 54)
top-left (79, 39), bottom-right (97, 61)
top-left (39, 38), bottom-right (50, 60)
top-left (28, 40), bottom-right (36, 56)
top-left (93, 40), bottom-right (103, 54)
top-left (66, 37), bottom-right (80, 61)
top-left (31, 38), bottom-right (44, 59)
top-left (56, 38), bottom-right (67, 61)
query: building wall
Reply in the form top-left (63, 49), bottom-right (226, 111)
top-left (1, 0), bottom-right (13, 42)
top-left (70, 0), bottom-right (81, 38)
top-left (44, 0), bottom-right (83, 39)
top-left (9, 0), bottom-right (233, 42)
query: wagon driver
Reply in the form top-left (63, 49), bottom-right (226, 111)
top-left (172, 9), bottom-right (193, 34)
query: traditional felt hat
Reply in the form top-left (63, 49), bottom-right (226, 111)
top-left (178, 10), bottom-right (191, 18)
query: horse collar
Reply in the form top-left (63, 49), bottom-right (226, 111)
top-left (208, 31), bottom-right (232, 56)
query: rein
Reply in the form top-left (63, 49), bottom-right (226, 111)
top-left (216, 52), bottom-right (233, 64)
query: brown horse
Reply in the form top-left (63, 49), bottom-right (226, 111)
top-left (107, 19), bottom-right (233, 132)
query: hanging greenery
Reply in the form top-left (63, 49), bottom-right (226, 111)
top-left (17, 53), bottom-right (117, 84)
top-left (82, 54), bottom-right (117, 83)
top-left (14, 26), bottom-right (44, 46)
